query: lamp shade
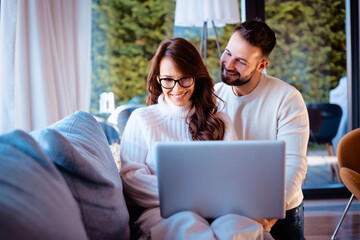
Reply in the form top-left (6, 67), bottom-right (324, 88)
top-left (174, 0), bottom-right (240, 27)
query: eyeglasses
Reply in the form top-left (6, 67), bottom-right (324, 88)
top-left (158, 77), bottom-right (194, 89)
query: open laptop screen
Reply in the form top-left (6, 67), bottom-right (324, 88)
top-left (155, 140), bottom-right (286, 219)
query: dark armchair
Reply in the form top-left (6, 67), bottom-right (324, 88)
top-left (307, 102), bottom-right (343, 183)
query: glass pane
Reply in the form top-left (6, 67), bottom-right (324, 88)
top-left (91, 0), bottom-right (176, 114)
top-left (90, 0), bottom-right (240, 115)
top-left (265, 0), bottom-right (347, 187)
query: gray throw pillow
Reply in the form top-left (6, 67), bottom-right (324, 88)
top-left (31, 111), bottom-right (130, 240)
top-left (0, 130), bottom-right (88, 240)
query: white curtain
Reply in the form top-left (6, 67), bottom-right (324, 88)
top-left (0, 0), bottom-right (91, 134)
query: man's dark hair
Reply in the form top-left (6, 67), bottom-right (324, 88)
top-left (233, 18), bottom-right (276, 57)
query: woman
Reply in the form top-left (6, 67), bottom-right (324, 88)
top-left (119, 38), bottom-right (263, 239)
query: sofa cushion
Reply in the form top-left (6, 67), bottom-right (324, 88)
top-left (30, 111), bottom-right (130, 240)
top-left (0, 130), bottom-right (88, 240)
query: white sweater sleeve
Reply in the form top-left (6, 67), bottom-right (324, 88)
top-left (278, 90), bottom-right (309, 208)
top-left (119, 111), bottom-right (159, 208)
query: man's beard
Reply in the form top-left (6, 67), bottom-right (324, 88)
top-left (220, 63), bottom-right (255, 86)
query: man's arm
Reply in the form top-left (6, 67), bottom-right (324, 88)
top-left (277, 90), bottom-right (309, 208)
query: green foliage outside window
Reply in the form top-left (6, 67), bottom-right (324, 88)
top-left (266, 0), bottom-right (346, 103)
top-left (91, 0), bottom-right (346, 112)
top-left (91, 0), bottom-right (175, 112)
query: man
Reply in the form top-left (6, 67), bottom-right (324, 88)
top-left (215, 19), bottom-right (309, 240)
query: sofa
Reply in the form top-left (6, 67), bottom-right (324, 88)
top-left (0, 111), bottom-right (131, 240)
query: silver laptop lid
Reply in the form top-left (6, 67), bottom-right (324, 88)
top-left (155, 140), bottom-right (286, 219)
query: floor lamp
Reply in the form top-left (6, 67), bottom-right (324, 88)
top-left (174, 0), bottom-right (240, 64)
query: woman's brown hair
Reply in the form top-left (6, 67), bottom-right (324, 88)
top-left (146, 38), bottom-right (225, 141)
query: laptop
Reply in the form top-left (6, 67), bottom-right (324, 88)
top-left (155, 140), bottom-right (286, 219)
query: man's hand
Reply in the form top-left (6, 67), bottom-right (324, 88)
top-left (253, 202), bottom-right (286, 231)
top-left (253, 218), bottom-right (278, 232)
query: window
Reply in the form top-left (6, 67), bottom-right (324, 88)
top-left (90, 0), bottom-right (240, 114)
top-left (265, 0), bottom-right (347, 190)
top-left (266, 0), bottom-right (346, 103)
top-left (91, 0), bottom-right (176, 113)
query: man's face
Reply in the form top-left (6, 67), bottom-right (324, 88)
top-left (220, 32), bottom-right (265, 86)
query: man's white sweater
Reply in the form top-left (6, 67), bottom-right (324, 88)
top-left (215, 73), bottom-right (309, 210)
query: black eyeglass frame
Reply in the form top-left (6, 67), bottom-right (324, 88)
top-left (158, 77), bottom-right (194, 89)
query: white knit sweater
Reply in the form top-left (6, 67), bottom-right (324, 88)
top-left (215, 73), bottom-right (309, 210)
top-left (120, 94), bottom-right (235, 208)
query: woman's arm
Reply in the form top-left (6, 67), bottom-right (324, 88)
top-left (119, 111), bottom-right (159, 208)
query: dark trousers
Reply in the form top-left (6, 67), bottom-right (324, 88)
top-left (270, 202), bottom-right (305, 240)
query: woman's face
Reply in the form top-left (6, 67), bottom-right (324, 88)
top-left (158, 57), bottom-right (195, 107)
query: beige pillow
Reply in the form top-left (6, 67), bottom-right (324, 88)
top-left (110, 143), bottom-right (121, 171)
